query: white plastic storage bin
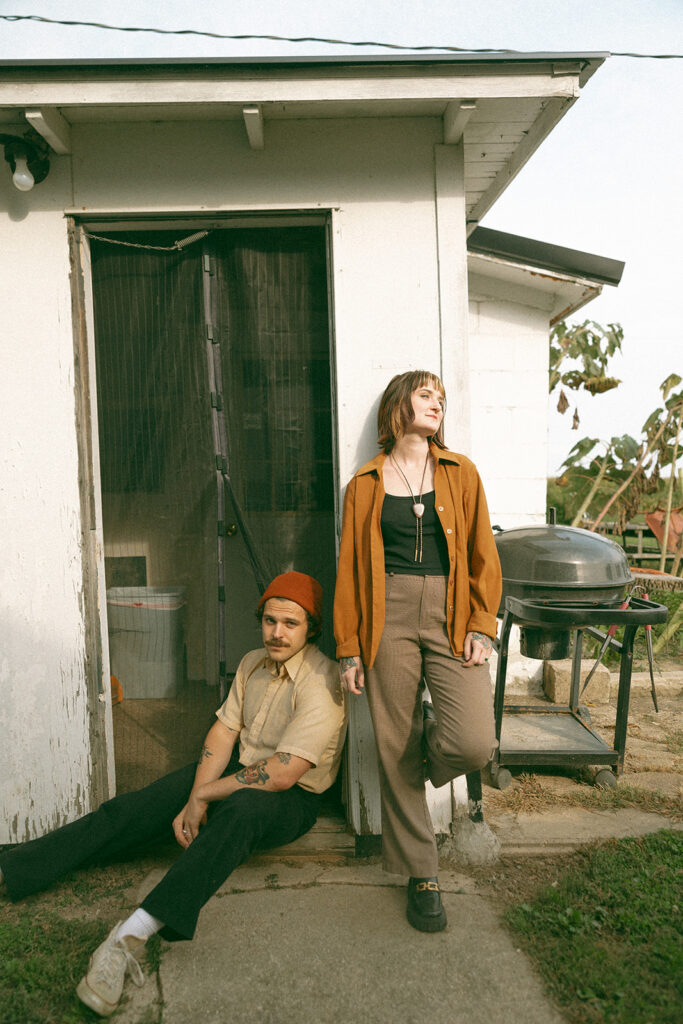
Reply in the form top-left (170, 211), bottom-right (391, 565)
top-left (107, 586), bottom-right (187, 699)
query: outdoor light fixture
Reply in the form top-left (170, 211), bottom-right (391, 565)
top-left (0, 133), bottom-right (50, 191)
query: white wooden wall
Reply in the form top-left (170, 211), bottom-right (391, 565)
top-left (0, 165), bottom-right (100, 840)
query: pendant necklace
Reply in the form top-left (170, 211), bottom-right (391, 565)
top-left (390, 450), bottom-right (430, 562)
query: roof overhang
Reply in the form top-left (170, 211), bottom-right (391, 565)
top-left (467, 226), bottom-right (624, 324)
top-left (468, 226), bottom-right (625, 286)
top-left (0, 53), bottom-right (607, 228)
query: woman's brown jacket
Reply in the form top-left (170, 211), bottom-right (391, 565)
top-left (333, 444), bottom-right (502, 668)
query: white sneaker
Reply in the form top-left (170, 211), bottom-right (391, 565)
top-left (76, 922), bottom-right (145, 1017)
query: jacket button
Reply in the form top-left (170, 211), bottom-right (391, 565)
top-left (451, 556), bottom-right (455, 562)
top-left (438, 506), bottom-right (444, 512)
top-left (449, 605), bottom-right (454, 611)
top-left (446, 528), bottom-right (452, 534)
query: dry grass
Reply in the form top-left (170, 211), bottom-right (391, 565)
top-left (489, 771), bottom-right (683, 821)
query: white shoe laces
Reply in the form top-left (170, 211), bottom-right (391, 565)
top-left (90, 934), bottom-right (145, 992)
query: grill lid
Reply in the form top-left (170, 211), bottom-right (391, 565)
top-left (494, 524), bottom-right (633, 589)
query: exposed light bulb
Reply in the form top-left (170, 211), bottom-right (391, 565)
top-left (12, 154), bottom-right (34, 192)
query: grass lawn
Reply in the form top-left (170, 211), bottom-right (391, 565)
top-left (503, 830), bottom-right (683, 1024)
top-left (0, 853), bottom-right (167, 1024)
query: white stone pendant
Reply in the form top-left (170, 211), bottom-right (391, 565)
top-left (413, 503), bottom-right (425, 518)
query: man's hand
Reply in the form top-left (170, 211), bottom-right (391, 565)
top-left (462, 631), bottom-right (493, 667)
top-left (172, 792), bottom-right (209, 849)
top-left (339, 655), bottom-right (365, 695)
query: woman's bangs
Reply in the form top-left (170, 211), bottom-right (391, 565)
top-left (415, 372), bottom-right (445, 400)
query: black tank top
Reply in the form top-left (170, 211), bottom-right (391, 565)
top-left (381, 491), bottom-right (450, 575)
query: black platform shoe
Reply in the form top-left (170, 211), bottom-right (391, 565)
top-left (407, 876), bottom-right (447, 932)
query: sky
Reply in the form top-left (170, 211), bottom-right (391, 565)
top-left (1, 1), bottom-right (681, 474)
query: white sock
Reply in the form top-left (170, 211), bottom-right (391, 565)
top-left (117, 908), bottom-right (163, 943)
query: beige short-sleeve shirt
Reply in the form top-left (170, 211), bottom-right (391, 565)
top-left (216, 644), bottom-right (347, 794)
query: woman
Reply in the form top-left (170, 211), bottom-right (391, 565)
top-left (334, 370), bottom-right (501, 932)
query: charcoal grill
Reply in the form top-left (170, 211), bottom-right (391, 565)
top-left (488, 524), bottom-right (669, 789)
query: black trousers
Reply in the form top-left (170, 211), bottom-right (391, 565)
top-left (0, 760), bottom-right (321, 940)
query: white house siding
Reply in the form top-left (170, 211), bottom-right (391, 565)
top-left (0, 167), bottom-right (98, 841)
top-left (468, 282), bottom-right (552, 528)
top-left (2, 114), bottom-right (478, 840)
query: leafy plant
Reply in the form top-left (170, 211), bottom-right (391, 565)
top-left (591, 373), bottom-right (683, 533)
top-left (551, 348), bottom-right (683, 550)
top-left (557, 434), bottom-right (642, 528)
top-left (550, 320), bottom-right (624, 429)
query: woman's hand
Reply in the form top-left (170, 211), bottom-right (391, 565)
top-left (339, 655), bottom-right (365, 695)
top-left (463, 631), bottom-right (493, 667)
top-left (172, 792), bottom-right (209, 849)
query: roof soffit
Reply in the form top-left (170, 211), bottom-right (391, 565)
top-left (467, 252), bottom-right (603, 323)
top-left (0, 57), bottom-right (604, 225)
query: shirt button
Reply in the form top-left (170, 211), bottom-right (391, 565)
top-left (450, 556), bottom-right (455, 562)
top-left (438, 506), bottom-right (444, 512)
top-left (449, 605), bottom-right (454, 610)
top-left (446, 528), bottom-right (452, 534)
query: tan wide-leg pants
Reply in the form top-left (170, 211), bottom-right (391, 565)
top-left (365, 574), bottom-right (497, 877)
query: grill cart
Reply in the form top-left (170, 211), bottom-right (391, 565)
top-left (486, 523), bottom-right (669, 790)
top-left (490, 595), bottom-right (668, 789)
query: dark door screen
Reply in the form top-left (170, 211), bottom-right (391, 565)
top-left (90, 225), bottom-right (335, 789)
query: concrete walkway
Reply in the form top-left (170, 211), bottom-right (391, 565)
top-left (123, 860), bottom-right (566, 1024)
top-left (117, 804), bottom-right (681, 1024)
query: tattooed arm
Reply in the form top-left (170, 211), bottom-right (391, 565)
top-left (173, 747), bottom-right (313, 850)
top-left (173, 719), bottom-right (238, 849)
top-left (200, 750), bottom-right (313, 802)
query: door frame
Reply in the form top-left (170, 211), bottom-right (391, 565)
top-left (72, 210), bottom-right (341, 799)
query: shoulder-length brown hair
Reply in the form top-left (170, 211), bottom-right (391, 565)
top-left (377, 370), bottom-right (447, 453)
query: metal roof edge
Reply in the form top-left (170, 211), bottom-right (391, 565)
top-left (468, 226), bottom-right (624, 287)
top-left (0, 52), bottom-right (610, 70)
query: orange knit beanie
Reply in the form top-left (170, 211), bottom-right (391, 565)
top-left (258, 571), bottom-right (323, 621)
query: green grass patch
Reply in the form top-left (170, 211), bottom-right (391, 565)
top-left (0, 911), bottom-right (112, 1024)
top-left (505, 830), bottom-right (683, 1023)
top-left (0, 855), bottom-right (167, 1023)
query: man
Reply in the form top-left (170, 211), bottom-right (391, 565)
top-left (0, 571), bottom-right (346, 1017)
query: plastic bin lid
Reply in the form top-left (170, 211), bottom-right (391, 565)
top-left (106, 586), bottom-right (187, 609)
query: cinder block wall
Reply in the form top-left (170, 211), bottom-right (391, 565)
top-left (468, 290), bottom-right (550, 529)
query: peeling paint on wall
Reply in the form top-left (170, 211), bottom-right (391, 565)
top-left (0, 207), bottom-right (93, 844)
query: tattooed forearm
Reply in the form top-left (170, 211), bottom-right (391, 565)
top-left (339, 656), bottom-right (357, 671)
top-left (469, 631), bottom-right (493, 649)
top-left (234, 760), bottom-right (270, 786)
top-left (276, 751), bottom-right (292, 765)
top-left (197, 745), bottom-right (214, 765)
